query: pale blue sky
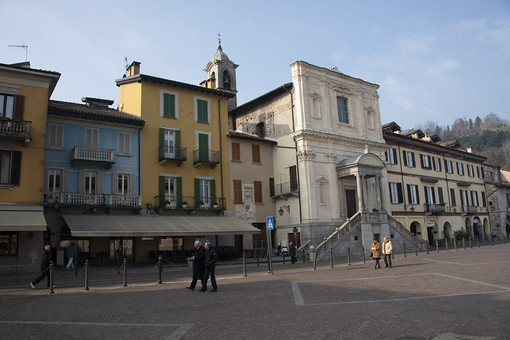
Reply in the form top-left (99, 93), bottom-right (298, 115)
top-left (2, 0), bottom-right (509, 129)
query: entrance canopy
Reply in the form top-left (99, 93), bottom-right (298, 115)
top-left (0, 205), bottom-right (47, 231)
top-left (63, 214), bottom-right (261, 237)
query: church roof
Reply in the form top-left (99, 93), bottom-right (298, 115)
top-left (211, 44), bottom-right (230, 62)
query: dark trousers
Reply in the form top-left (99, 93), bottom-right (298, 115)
top-left (202, 266), bottom-right (217, 290)
top-left (384, 254), bottom-right (392, 267)
top-left (189, 262), bottom-right (205, 289)
top-left (32, 268), bottom-right (50, 287)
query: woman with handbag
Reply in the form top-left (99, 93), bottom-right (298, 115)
top-left (371, 237), bottom-right (381, 269)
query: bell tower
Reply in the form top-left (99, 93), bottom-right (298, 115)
top-left (203, 35), bottom-right (238, 111)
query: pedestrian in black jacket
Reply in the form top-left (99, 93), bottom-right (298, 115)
top-left (199, 242), bottom-right (217, 292)
top-left (186, 241), bottom-right (205, 290)
top-left (30, 245), bottom-right (52, 289)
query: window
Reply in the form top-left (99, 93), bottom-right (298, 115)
top-left (424, 186), bottom-right (436, 204)
top-left (336, 96), bottom-right (349, 124)
top-left (481, 191), bottom-right (486, 207)
top-left (456, 162), bottom-right (464, 176)
top-left (222, 70), bottom-right (231, 89)
top-left (160, 90), bottom-right (178, 118)
top-left (385, 148), bottom-right (398, 165)
top-left (158, 176), bottom-right (182, 207)
top-left (460, 189), bottom-right (469, 209)
top-left (0, 232), bottom-right (18, 256)
top-left (233, 180), bottom-right (242, 203)
top-left (195, 97), bottom-right (210, 123)
top-left (48, 169), bottom-right (62, 192)
top-left (84, 128), bottom-right (99, 148)
top-left (445, 159), bottom-right (453, 174)
top-left (467, 164), bottom-right (474, 177)
top-left (389, 182), bottom-right (403, 204)
top-left (196, 132), bottom-right (211, 162)
top-left (231, 142), bottom-right (240, 161)
top-left (289, 165), bottom-right (298, 192)
top-left (420, 154), bottom-right (431, 169)
top-left (254, 181), bottom-right (262, 203)
top-left (252, 144), bottom-right (261, 163)
top-left (432, 157), bottom-right (442, 172)
top-left (269, 178), bottom-right (275, 197)
top-left (477, 166), bottom-right (484, 179)
top-left (470, 190), bottom-right (479, 206)
top-left (407, 184), bottom-right (419, 205)
top-left (403, 150), bottom-right (415, 168)
top-left (450, 188), bottom-right (456, 207)
top-left (160, 128), bottom-right (180, 159)
top-left (117, 173), bottom-right (130, 195)
top-left (117, 132), bottom-right (131, 155)
top-left (437, 187), bottom-right (444, 204)
top-left (84, 171), bottom-right (97, 193)
top-left (0, 150), bottom-right (21, 185)
top-left (0, 94), bottom-right (15, 119)
top-left (195, 177), bottom-right (216, 208)
top-left (47, 124), bottom-right (64, 150)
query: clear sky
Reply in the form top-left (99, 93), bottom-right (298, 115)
top-left (2, 0), bottom-right (509, 130)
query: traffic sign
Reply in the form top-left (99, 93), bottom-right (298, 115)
top-left (266, 216), bottom-right (274, 230)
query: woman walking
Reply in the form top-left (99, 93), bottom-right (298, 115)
top-left (371, 238), bottom-right (381, 269)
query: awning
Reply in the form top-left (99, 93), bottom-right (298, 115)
top-left (63, 214), bottom-right (261, 237)
top-left (0, 205), bottom-right (47, 231)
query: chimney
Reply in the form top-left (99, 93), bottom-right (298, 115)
top-left (467, 147), bottom-right (472, 153)
top-left (126, 61), bottom-right (141, 76)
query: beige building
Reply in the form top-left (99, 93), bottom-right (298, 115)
top-left (383, 122), bottom-right (489, 243)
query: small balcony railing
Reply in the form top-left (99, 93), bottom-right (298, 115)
top-left (272, 181), bottom-right (299, 197)
top-left (44, 192), bottom-right (141, 208)
top-left (193, 149), bottom-right (220, 168)
top-left (0, 119), bottom-right (31, 141)
top-left (153, 195), bottom-right (225, 210)
top-left (461, 205), bottom-right (479, 215)
top-left (72, 146), bottom-right (115, 167)
top-left (424, 203), bottom-right (446, 215)
top-left (158, 145), bottom-right (187, 165)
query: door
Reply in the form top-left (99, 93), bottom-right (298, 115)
top-left (345, 189), bottom-right (357, 218)
top-left (164, 129), bottom-right (175, 158)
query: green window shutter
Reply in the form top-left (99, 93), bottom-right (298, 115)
top-left (198, 134), bottom-right (208, 161)
top-left (159, 128), bottom-right (164, 148)
top-left (194, 178), bottom-right (200, 207)
top-left (163, 93), bottom-right (175, 118)
top-left (175, 130), bottom-right (181, 159)
top-left (197, 99), bottom-right (208, 122)
top-left (158, 176), bottom-right (165, 207)
top-left (176, 177), bottom-right (182, 206)
top-left (210, 179), bottom-right (216, 206)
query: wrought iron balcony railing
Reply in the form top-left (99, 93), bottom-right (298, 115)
top-left (192, 149), bottom-right (220, 168)
top-left (158, 145), bottom-right (187, 165)
top-left (44, 192), bottom-right (141, 208)
top-left (0, 119), bottom-right (31, 141)
top-left (153, 195), bottom-right (225, 210)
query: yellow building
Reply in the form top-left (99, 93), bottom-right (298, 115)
top-left (116, 61), bottom-right (256, 255)
top-left (0, 62), bottom-right (60, 273)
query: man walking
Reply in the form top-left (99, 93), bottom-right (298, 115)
top-left (186, 240), bottom-right (205, 291)
top-left (382, 236), bottom-right (393, 268)
top-left (65, 243), bottom-right (78, 269)
top-left (199, 242), bottom-right (217, 292)
top-left (30, 245), bottom-right (52, 289)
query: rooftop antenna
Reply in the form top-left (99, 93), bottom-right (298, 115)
top-left (8, 44), bottom-right (28, 63)
top-left (124, 56), bottom-right (128, 70)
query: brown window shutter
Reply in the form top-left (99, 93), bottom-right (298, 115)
top-left (233, 180), bottom-right (242, 203)
top-left (14, 95), bottom-right (25, 121)
top-left (254, 181), bottom-right (262, 203)
top-left (11, 151), bottom-right (22, 185)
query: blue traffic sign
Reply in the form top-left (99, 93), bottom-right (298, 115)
top-left (266, 216), bottom-right (274, 230)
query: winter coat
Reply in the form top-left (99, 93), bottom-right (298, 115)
top-left (370, 241), bottom-right (381, 259)
top-left (204, 248), bottom-right (217, 268)
top-left (382, 240), bottom-right (393, 255)
top-left (192, 246), bottom-right (205, 263)
top-left (40, 249), bottom-right (51, 270)
top-left (65, 245), bottom-right (78, 258)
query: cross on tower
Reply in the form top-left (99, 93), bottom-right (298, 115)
top-left (217, 33), bottom-right (221, 45)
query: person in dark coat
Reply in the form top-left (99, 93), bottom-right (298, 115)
top-left (30, 245), bottom-right (52, 289)
top-left (289, 241), bottom-right (297, 264)
top-left (199, 242), bottom-right (217, 292)
top-left (65, 243), bottom-right (78, 269)
top-left (186, 240), bottom-right (205, 290)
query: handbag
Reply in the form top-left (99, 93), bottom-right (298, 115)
top-left (370, 252), bottom-right (373, 257)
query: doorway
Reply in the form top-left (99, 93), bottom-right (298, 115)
top-left (345, 189), bottom-right (357, 218)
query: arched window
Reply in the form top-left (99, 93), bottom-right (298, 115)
top-left (256, 122), bottom-right (265, 138)
top-left (223, 70), bottom-right (231, 89)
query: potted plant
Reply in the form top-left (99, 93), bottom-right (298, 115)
top-left (181, 201), bottom-right (188, 209)
top-left (200, 201), bottom-right (205, 208)
top-left (164, 200), bottom-right (171, 209)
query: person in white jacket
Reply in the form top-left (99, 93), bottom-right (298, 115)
top-left (382, 236), bottom-right (393, 268)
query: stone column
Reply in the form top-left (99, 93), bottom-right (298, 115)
top-left (356, 173), bottom-right (363, 213)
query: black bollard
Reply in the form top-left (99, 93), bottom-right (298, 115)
top-left (435, 239), bottom-right (439, 253)
top-left (454, 239), bottom-right (457, 251)
top-left (158, 255), bottom-right (163, 284)
top-left (403, 244), bottom-right (407, 258)
top-left (478, 237), bottom-right (481, 248)
top-left (313, 251), bottom-right (317, 271)
top-left (347, 247), bottom-right (351, 266)
top-left (84, 260), bottom-right (89, 291)
top-left (256, 250), bottom-right (260, 267)
top-left (122, 258), bottom-right (127, 287)
top-left (470, 239), bottom-right (473, 249)
top-left (283, 254), bottom-right (286, 265)
top-left (49, 262), bottom-right (54, 294)
top-left (414, 242), bottom-right (418, 256)
top-left (362, 246), bottom-right (366, 263)
top-left (329, 248), bottom-right (334, 268)
top-left (445, 238), bottom-right (449, 252)
top-left (242, 252), bottom-right (247, 277)
top-left (462, 238), bottom-right (465, 249)
top-left (302, 249), bottom-right (306, 263)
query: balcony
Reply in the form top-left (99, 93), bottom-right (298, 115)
top-left (193, 149), bottom-right (220, 168)
top-left (424, 203), bottom-right (446, 215)
top-left (153, 195), bottom-right (225, 211)
top-left (159, 145), bottom-right (187, 166)
top-left (72, 146), bottom-right (115, 168)
top-left (272, 181), bottom-right (299, 198)
top-left (461, 205), bottom-right (479, 215)
top-left (0, 119), bottom-right (31, 143)
top-left (44, 192), bottom-right (141, 208)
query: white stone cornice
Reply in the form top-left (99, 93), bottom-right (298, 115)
top-left (292, 129), bottom-right (387, 150)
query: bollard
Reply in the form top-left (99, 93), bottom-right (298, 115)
top-left (84, 260), bottom-right (89, 291)
top-left (362, 246), bottom-right (366, 263)
top-left (462, 238), bottom-right (465, 249)
top-left (403, 244), bottom-right (407, 258)
top-left (491, 236), bottom-right (494, 246)
top-left (242, 252), bottom-right (247, 277)
top-left (478, 238), bottom-right (481, 248)
top-left (470, 239), bottom-right (473, 249)
top-left (435, 239), bottom-right (439, 253)
top-left (123, 257), bottom-right (127, 287)
top-left (445, 238), bottom-right (449, 252)
top-left (283, 255), bottom-right (286, 265)
top-left (311, 247), bottom-right (317, 270)
top-left (256, 250), bottom-right (260, 267)
top-left (414, 242), bottom-right (418, 256)
top-left (347, 247), bottom-right (351, 266)
top-left (302, 249), bottom-right (306, 264)
top-left (49, 262), bottom-right (54, 294)
top-left (454, 239), bottom-right (457, 251)
top-left (158, 255), bottom-right (163, 284)
top-left (329, 248), bottom-right (334, 268)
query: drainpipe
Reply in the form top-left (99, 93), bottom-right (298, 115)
top-left (282, 84), bottom-right (302, 224)
top-left (137, 125), bottom-right (142, 207)
top-left (218, 97), bottom-right (225, 213)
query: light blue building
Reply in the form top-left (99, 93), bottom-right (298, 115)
top-left (43, 97), bottom-right (144, 263)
